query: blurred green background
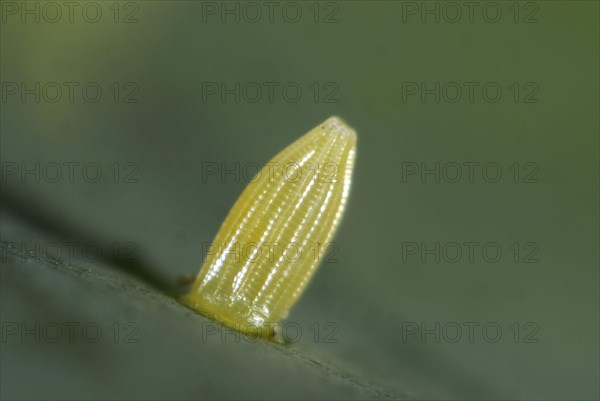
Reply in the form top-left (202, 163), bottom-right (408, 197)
top-left (1, 1), bottom-right (598, 399)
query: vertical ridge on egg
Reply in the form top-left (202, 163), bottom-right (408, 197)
top-left (180, 116), bottom-right (357, 340)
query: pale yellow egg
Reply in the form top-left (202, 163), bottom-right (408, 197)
top-left (181, 116), bottom-right (357, 341)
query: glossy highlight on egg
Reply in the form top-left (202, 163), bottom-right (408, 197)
top-left (180, 116), bottom-right (357, 341)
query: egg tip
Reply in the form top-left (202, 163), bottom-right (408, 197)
top-left (322, 116), bottom-right (357, 141)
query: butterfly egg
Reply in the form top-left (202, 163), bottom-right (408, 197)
top-left (181, 116), bottom-right (356, 341)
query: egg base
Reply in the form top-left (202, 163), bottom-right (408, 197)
top-left (179, 295), bottom-right (284, 343)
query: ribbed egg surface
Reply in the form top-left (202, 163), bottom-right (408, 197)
top-left (181, 116), bottom-right (357, 339)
